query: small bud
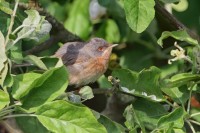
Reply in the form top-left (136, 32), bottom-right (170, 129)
top-left (108, 76), bottom-right (113, 82)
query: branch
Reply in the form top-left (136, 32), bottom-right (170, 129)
top-left (5, 0), bottom-right (19, 46)
top-left (18, 3), bottom-right (82, 55)
top-left (155, 0), bottom-right (200, 42)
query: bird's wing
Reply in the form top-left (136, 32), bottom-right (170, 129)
top-left (55, 42), bottom-right (91, 66)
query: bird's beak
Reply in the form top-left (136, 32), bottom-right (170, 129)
top-left (108, 44), bottom-right (118, 48)
top-left (102, 44), bottom-right (118, 59)
top-left (103, 44), bottom-right (118, 56)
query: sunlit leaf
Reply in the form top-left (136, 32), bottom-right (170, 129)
top-left (21, 66), bottom-right (68, 112)
top-left (12, 66), bottom-right (68, 112)
top-left (124, 0), bottom-right (155, 33)
top-left (28, 17), bottom-right (52, 42)
top-left (157, 107), bottom-right (186, 128)
top-left (64, 0), bottom-right (91, 39)
top-left (12, 10), bottom-right (52, 46)
top-left (79, 86), bottom-right (94, 100)
top-left (124, 99), bottom-right (168, 131)
top-left (157, 30), bottom-right (198, 47)
top-left (10, 42), bottom-right (23, 64)
top-left (0, 89), bottom-right (9, 110)
top-left (0, 0), bottom-right (13, 15)
top-left (0, 31), bottom-right (8, 86)
top-left (12, 72), bottom-right (42, 100)
top-left (162, 73), bottom-right (200, 88)
top-left (95, 19), bottom-right (120, 43)
top-left (25, 55), bottom-right (48, 70)
top-left (162, 86), bottom-right (189, 105)
top-left (112, 66), bottom-right (164, 101)
top-left (36, 100), bottom-right (107, 133)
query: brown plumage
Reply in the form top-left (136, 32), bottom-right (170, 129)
top-left (55, 38), bottom-right (117, 87)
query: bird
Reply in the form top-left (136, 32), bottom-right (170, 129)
top-left (54, 38), bottom-right (118, 87)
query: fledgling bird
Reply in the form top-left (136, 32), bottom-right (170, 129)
top-left (55, 38), bottom-right (118, 87)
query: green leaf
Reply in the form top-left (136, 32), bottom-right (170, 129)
top-left (162, 73), bottom-right (200, 88)
top-left (25, 55), bottom-right (48, 70)
top-left (10, 42), bottom-right (23, 64)
top-left (95, 19), bottom-right (120, 43)
top-left (21, 66), bottom-right (68, 112)
top-left (64, 0), bottom-right (91, 39)
top-left (190, 47), bottom-right (200, 73)
top-left (0, 0), bottom-right (13, 15)
top-left (162, 86), bottom-right (190, 105)
top-left (157, 107), bottom-right (186, 128)
top-left (98, 0), bottom-right (129, 39)
top-left (36, 100), bottom-right (107, 133)
top-left (22, 10), bottom-right (41, 26)
top-left (17, 10), bottom-right (41, 40)
top-left (157, 30), bottom-right (198, 47)
top-left (190, 108), bottom-right (200, 122)
top-left (3, 60), bottom-right (13, 87)
top-left (112, 66), bottom-right (164, 101)
top-left (79, 86), bottom-right (94, 100)
top-left (41, 57), bottom-right (63, 69)
top-left (98, 115), bottom-right (126, 133)
top-left (124, 104), bottom-right (137, 132)
top-left (3, 74), bottom-right (13, 88)
top-left (0, 12), bottom-right (10, 36)
top-left (124, 0), bottom-right (155, 33)
top-left (172, 128), bottom-right (186, 133)
top-left (15, 116), bottom-right (49, 133)
top-left (12, 72), bottom-right (42, 100)
top-left (14, 10), bottom-right (51, 46)
top-left (0, 62), bottom-right (9, 87)
top-left (124, 99), bottom-right (168, 131)
top-left (136, 66), bottom-right (163, 99)
top-left (0, 89), bottom-right (9, 110)
top-left (97, 75), bottom-right (112, 89)
top-left (112, 68), bottom-right (138, 90)
top-left (0, 31), bottom-right (8, 87)
top-left (28, 16), bottom-right (52, 42)
top-left (0, 31), bottom-right (7, 72)
top-left (12, 66), bottom-right (68, 112)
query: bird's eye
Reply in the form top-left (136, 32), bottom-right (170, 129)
top-left (98, 46), bottom-right (104, 51)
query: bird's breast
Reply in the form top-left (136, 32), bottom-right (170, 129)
top-left (68, 57), bottom-right (109, 87)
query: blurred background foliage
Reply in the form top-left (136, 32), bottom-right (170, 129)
top-left (1, 0), bottom-right (199, 94)
top-left (36, 0), bottom-right (199, 70)
top-left (2, 0), bottom-right (199, 71)
top-left (0, 0), bottom-right (200, 132)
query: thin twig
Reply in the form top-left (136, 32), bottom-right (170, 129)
top-left (186, 120), bottom-right (196, 133)
top-left (1, 114), bottom-right (36, 120)
top-left (187, 83), bottom-right (196, 113)
top-left (191, 112), bottom-right (200, 118)
top-left (0, 109), bottom-right (15, 117)
top-left (12, 63), bottom-right (34, 68)
top-left (1, 104), bottom-right (18, 112)
top-left (5, 0), bottom-right (19, 46)
top-left (165, 100), bottom-right (175, 108)
top-left (189, 120), bottom-right (200, 127)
